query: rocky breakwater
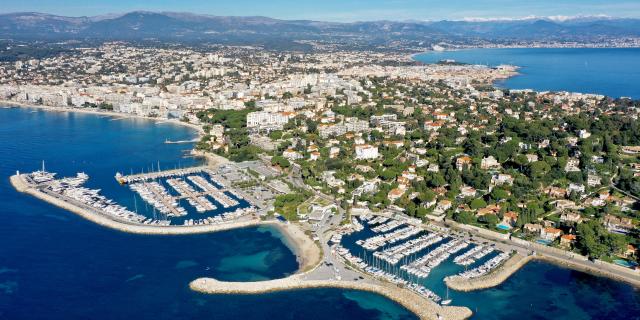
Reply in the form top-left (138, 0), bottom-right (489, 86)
top-left (445, 253), bottom-right (533, 292)
top-left (190, 275), bottom-right (472, 320)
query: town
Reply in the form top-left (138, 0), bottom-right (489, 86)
top-left (4, 40), bottom-right (640, 319)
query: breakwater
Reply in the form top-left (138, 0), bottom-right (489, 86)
top-left (190, 276), bottom-right (473, 320)
top-left (445, 253), bottom-right (533, 291)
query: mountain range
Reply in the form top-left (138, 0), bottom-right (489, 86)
top-left (1, 11), bottom-right (639, 47)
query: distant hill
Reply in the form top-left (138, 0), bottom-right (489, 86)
top-left (1, 11), bottom-right (639, 47)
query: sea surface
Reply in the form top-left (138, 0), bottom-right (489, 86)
top-left (0, 107), bottom-right (416, 320)
top-left (0, 107), bottom-right (638, 319)
top-left (414, 48), bottom-right (640, 99)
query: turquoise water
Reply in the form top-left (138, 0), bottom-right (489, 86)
top-left (414, 48), bottom-right (640, 99)
top-left (496, 224), bottom-right (511, 231)
top-left (0, 107), bottom-right (416, 320)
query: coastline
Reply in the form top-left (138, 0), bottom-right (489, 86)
top-left (0, 100), bottom-right (204, 136)
top-left (189, 276), bottom-right (473, 320)
top-left (269, 222), bottom-right (323, 272)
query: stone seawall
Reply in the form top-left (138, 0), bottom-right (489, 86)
top-left (190, 277), bottom-right (473, 320)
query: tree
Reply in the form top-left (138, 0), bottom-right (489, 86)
top-left (271, 156), bottom-right (291, 168)
top-left (480, 213), bottom-right (499, 226)
top-left (491, 188), bottom-right (509, 201)
top-left (453, 211), bottom-right (476, 224)
top-left (470, 198), bottom-right (487, 210)
top-left (528, 161), bottom-right (551, 179)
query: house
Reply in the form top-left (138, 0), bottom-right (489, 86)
top-left (625, 244), bottom-right (637, 258)
top-left (459, 186), bottom-right (476, 198)
top-left (481, 156), bottom-right (501, 170)
top-left (526, 154), bottom-right (539, 163)
top-left (437, 199), bottom-right (453, 211)
top-left (555, 199), bottom-right (580, 210)
top-left (456, 156), bottom-right (472, 171)
top-left (603, 214), bottom-right (635, 234)
top-left (502, 211), bottom-right (519, 227)
top-left (383, 140), bottom-right (404, 148)
top-left (560, 234), bottom-right (577, 248)
top-left (491, 173), bottom-right (514, 186)
top-left (621, 146), bottom-right (640, 154)
top-left (524, 223), bottom-right (543, 235)
top-left (578, 129), bottom-right (591, 139)
top-left (545, 186), bottom-right (567, 199)
top-left (587, 174), bottom-right (601, 187)
top-left (388, 188), bottom-right (405, 201)
top-left (568, 183), bottom-right (586, 195)
top-left (283, 148), bottom-right (303, 160)
top-left (477, 204), bottom-right (501, 217)
top-left (329, 147), bottom-right (340, 159)
top-left (309, 151), bottom-right (321, 161)
top-left (541, 227), bottom-right (563, 240)
top-left (564, 158), bottom-right (581, 172)
top-left (397, 176), bottom-right (411, 189)
top-left (560, 211), bottom-right (583, 224)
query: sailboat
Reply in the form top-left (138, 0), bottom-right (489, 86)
top-left (441, 286), bottom-right (452, 305)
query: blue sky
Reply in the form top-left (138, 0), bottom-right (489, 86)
top-left (2, 0), bottom-right (640, 22)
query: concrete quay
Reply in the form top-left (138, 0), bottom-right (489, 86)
top-left (190, 276), bottom-right (472, 320)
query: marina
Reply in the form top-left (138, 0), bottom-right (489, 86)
top-left (334, 214), bottom-right (512, 307)
top-left (13, 162), bottom-right (258, 228)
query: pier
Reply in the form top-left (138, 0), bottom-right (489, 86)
top-left (115, 165), bottom-right (210, 184)
top-left (164, 138), bottom-right (200, 144)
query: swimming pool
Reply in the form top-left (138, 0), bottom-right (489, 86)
top-left (536, 239), bottom-right (553, 245)
top-left (613, 259), bottom-right (638, 268)
top-left (496, 224), bottom-right (512, 231)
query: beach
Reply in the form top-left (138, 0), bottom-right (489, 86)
top-left (0, 100), bottom-right (205, 134)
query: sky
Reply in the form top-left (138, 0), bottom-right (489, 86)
top-left (2, 0), bottom-right (640, 22)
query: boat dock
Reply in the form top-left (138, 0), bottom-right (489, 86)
top-left (115, 165), bottom-right (209, 184)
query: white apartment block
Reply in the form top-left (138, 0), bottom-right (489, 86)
top-left (355, 144), bottom-right (379, 160)
top-left (246, 111), bottom-right (293, 132)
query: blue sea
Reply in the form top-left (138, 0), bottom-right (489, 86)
top-left (0, 107), bottom-right (638, 320)
top-left (414, 48), bottom-right (640, 99)
top-left (0, 107), bottom-right (415, 320)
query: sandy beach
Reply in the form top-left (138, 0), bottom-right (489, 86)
top-left (0, 100), bottom-right (205, 134)
top-left (269, 222), bottom-right (323, 272)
